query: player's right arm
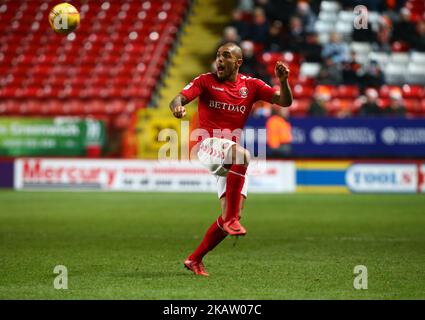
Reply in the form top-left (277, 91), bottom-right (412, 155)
top-left (169, 74), bottom-right (205, 119)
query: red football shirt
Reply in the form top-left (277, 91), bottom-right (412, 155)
top-left (180, 72), bottom-right (276, 140)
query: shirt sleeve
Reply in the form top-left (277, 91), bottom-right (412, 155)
top-left (180, 75), bottom-right (204, 102)
top-left (254, 79), bottom-right (276, 103)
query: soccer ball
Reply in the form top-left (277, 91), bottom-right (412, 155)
top-left (48, 3), bottom-right (80, 34)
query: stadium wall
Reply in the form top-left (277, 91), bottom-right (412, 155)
top-left (2, 158), bottom-right (424, 194)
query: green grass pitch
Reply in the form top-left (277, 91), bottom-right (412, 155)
top-left (0, 191), bottom-right (424, 299)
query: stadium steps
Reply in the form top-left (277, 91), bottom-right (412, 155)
top-left (154, 0), bottom-right (236, 113)
top-left (135, 0), bottom-right (235, 158)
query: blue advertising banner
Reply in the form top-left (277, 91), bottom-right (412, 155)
top-left (245, 117), bottom-right (425, 158)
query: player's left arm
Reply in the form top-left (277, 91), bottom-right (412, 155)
top-left (271, 61), bottom-right (293, 107)
top-left (169, 94), bottom-right (188, 119)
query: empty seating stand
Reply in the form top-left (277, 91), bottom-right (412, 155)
top-left (0, 0), bottom-right (190, 121)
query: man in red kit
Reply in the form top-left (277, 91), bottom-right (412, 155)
top-left (169, 42), bottom-right (293, 276)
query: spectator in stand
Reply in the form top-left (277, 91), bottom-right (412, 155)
top-left (294, 1), bottom-right (317, 33)
top-left (391, 8), bottom-right (416, 43)
top-left (265, 20), bottom-right (284, 52)
top-left (410, 20), bottom-right (425, 52)
top-left (308, 87), bottom-right (331, 116)
top-left (300, 32), bottom-right (323, 63)
top-left (229, 9), bottom-right (250, 40)
top-left (342, 51), bottom-right (362, 84)
top-left (249, 7), bottom-right (270, 44)
top-left (322, 32), bottom-right (350, 64)
top-left (239, 40), bottom-right (258, 76)
top-left (383, 0), bottom-right (408, 22)
top-left (339, 0), bottom-right (382, 11)
top-left (266, 107), bottom-right (292, 158)
top-left (219, 26), bottom-right (241, 47)
top-left (239, 40), bottom-right (271, 83)
top-left (359, 88), bottom-right (382, 116)
top-left (352, 21), bottom-right (377, 43)
top-left (255, 0), bottom-right (296, 24)
top-left (282, 16), bottom-right (305, 53)
top-left (317, 58), bottom-right (343, 85)
top-left (235, 0), bottom-right (416, 120)
top-left (372, 17), bottom-right (393, 52)
top-left (238, 0), bottom-right (254, 12)
top-left (384, 89), bottom-right (406, 116)
top-left (359, 60), bottom-right (385, 89)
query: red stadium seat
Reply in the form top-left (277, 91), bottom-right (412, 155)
top-left (337, 85), bottom-right (359, 99)
top-left (0, 101), bottom-right (8, 115)
top-left (325, 98), bottom-right (355, 117)
top-left (350, 98), bottom-right (364, 115)
top-left (289, 99), bottom-right (311, 117)
top-left (377, 98), bottom-right (391, 109)
top-left (420, 99), bottom-right (425, 116)
top-left (46, 100), bottom-right (65, 116)
top-left (403, 98), bottom-right (421, 116)
top-left (260, 52), bottom-right (282, 66)
top-left (293, 75), bottom-right (316, 87)
top-left (5, 101), bottom-right (21, 115)
top-left (292, 84), bottom-right (315, 99)
top-left (379, 85), bottom-right (401, 98)
top-left (249, 42), bottom-right (263, 57)
top-left (391, 41), bottom-right (410, 52)
top-left (402, 85), bottom-right (425, 99)
top-left (315, 85), bottom-right (338, 98)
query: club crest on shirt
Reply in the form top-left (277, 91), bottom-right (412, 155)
top-left (239, 87), bottom-right (248, 98)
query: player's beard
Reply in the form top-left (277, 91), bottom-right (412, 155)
top-left (216, 65), bottom-right (226, 80)
top-left (217, 64), bottom-right (237, 81)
